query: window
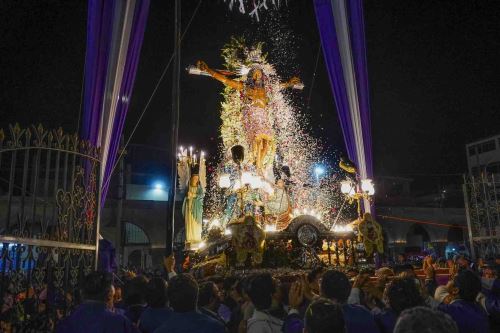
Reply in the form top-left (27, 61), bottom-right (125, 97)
top-left (486, 162), bottom-right (500, 174)
top-left (468, 140), bottom-right (497, 156)
top-left (481, 140), bottom-right (496, 153)
top-left (124, 222), bottom-right (150, 245)
top-left (468, 146), bottom-right (477, 156)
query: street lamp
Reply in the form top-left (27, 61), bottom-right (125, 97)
top-left (339, 177), bottom-right (375, 218)
top-left (153, 181), bottom-right (165, 190)
top-left (340, 180), bottom-right (355, 195)
top-left (361, 179), bottom-right (375, 195)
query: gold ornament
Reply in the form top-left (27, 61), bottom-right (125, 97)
top-left (357, 213), bottom-right (384, 256)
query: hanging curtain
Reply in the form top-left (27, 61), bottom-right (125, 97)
top-left (314, 0), bottom-right (373, 212)
top-left (81, 0), bottom-right (150, 205)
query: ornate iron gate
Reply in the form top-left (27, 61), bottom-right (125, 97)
top-left (0, 124), bottom-right (101, 330)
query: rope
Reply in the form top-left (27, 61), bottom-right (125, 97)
top-left (76, 14), bottom-right (90, 135)
top-left (378, 215), bottom-right (467, 229)
top-left (101, 0), bottom-right (203, 192)
top-left (306, 43), bottom-right (321, 110)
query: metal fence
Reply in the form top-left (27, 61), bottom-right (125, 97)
top-left (463, 174), bottom-right (500, 259)
top-left (0, 124), bottom-right (101, 331)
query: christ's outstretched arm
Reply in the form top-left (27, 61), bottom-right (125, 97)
top-left (280, 76), bottom-right (302, 89)
top-left (197, 60), bottom-right (243, 91)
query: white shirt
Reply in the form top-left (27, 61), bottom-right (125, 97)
top-left (247, 310), bottom-right (284, 333)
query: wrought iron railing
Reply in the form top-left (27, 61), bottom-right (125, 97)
top-left (0, 124), bottom-right (101, 331)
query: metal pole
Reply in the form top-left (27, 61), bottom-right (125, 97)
top-left (116, 136), bottom-right (125, 264)
top-left (492, 174), bottom-right (500, 233)
top-left (462, 176), bottom-right (476, 260)
top-left (165, 0), bottom-right (181, 257)
top-left (95, 171), bottom-right (103, 270)
top-left (481, 173), bottom-right (494, 248)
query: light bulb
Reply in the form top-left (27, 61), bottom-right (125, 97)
top-left (250, 176), bottom-right (262, 189)
top-left (341, 180), bottom-right (353, 194)
top-left (265, 225), bottom-right (276, 232)
top-left (361, 179), bottom-right (374, 195)
top-left (210, 219), bottom-right (220, 229)
top-left (218, 174), bottom-right (231, 188)
top-left (241, 172), bottom-right (253, 185)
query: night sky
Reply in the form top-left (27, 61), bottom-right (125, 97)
top-left (1, 1), bottom-right (500, 182)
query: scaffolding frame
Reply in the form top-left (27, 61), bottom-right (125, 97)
top-left (463, 174), bottom-right (500, 259)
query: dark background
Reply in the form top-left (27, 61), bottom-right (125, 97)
top-left (1, 0), bottom-right (499, 180)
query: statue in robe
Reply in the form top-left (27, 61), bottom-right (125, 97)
top-left (183, 174), bottom-right (204, 249)
top-left (264, 179), bottom-right (292, 230)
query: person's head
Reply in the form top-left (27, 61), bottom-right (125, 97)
top-left (394, 306), bottom-right (458, 333)
top-left (146, 277), bottom-right (168, 308)
top-left (198, 281), bottom-right (222, 311)
top-left (304, 298), bottom-right (345, 333)
top-left (252, 68), bottom-right (263, 81)
top-left (397, 253), bottom-right (405, 263)
top-left (456, 255), bottom-right (470, 268)
top-left (307, 267), bottom-right (324, 294)
top-left (394, 264), bottom-right (415, 278)
top-left (247, 273), bottom-right (275, 311)
top-left (272, 277), bottom-right (284, 305)
top-left (346, 267), bottom-right (359, 279)
top-left (320, 270), bottom-right (351, 304)
top-left (123, 276), bottom-right (148, 306)
top-left (495, 255), bottom-right (500, 265)
top-left (384, 278), bottom-right (424, 315)
top-left (375, 267), bottom-right (394, 284)
top-left (482, 265), bottom-right (497, 279)
top-left (223, 276), bottom-right (239, 294)
top-left (451, 270), bottom-right (481, 302)
top-left (228, 277), bottom-right (244, 303)
top-left (240, 275), bottom-right (254, 301)
top-left (247, 67), bottom-right (264, 87)
top-left (207, 275), bottom-right (224, 292)
top-left (81, 271), bottom-right (113, 302)
top-left (168, 273), bottom-right (199, 312)
top-left (113, 283), bottom-right (123, 303)
top-left (105, 284), bottom-right (115, 309)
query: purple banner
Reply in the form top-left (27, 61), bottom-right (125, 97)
top-left (313, 0), bottom-right (373, 180)
top-left (81, 0), bottom-right (150, 205)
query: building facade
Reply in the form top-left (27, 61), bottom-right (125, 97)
top-left (375, 176), bottom-right (467, 259)
top-left (466, 134), bottom-right (500, 175)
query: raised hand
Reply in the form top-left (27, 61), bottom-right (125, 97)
top-left (301, 274), bottom-right (317, 301)
top-left (163, 254), bottom-right (176, 273)
top-left (288, 280), bottom-right (304, 310)
top-left (288, 77), bottom-right (301, 85)
top-left (353, 273), bottom-right (369, 289)
top-left (196, 60), bottom-right (209, 72)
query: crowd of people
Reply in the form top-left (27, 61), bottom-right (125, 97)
top-left (49, 253), bottom-right (500, 333)
top-left (2, 253), bottom-right (500, 332)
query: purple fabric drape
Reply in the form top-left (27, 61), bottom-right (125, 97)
top-left (81, 0), bottom-right (115, 145)
top-left (100, 0), bottom-right (150, 202)
top-left (81, 0), bottom-right (150, 205)
top-left (346, 0), bottom-right (373, 177)
top-left (313, 0), bottom-right (373, 179)
top-left (313, 0), bottom-right (356, 165)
